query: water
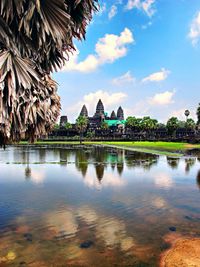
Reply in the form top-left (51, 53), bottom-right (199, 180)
top-left (0, 145), bottom-right (199, 267)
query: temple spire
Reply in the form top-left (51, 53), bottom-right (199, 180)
top-left (117, 106), bottom-right (124, 120)
top-left (80, 105), bottom-right (88, 117)
top-left (94, 99), bottom-right (104, 117)
top-left (111, 110), bottom-right (117, 120)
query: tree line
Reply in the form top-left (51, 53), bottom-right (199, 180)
top-left (52, 104), bottom-right (200, 143)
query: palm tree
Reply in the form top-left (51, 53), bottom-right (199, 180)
top-left (126, 116), bottom-right (141, 130)
top-left (0, 0), bottom-right (98, 146)
top-left (166, 117), bottom-right (179, 137)
top-left (54, 124), bottom-right (60, 130)
top-left (140, 116), bottom-right (158, 138)
top-left (185, 118), bottom-right (196, 130)
top-left (184, 110), bottom-right (190, 121)
top-left (65, 122), bottom-right (72, 130)
top-left (76, 116), bottom-right (88, 144)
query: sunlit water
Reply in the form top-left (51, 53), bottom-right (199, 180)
top-left (0, 145), bottom-right (200, 267)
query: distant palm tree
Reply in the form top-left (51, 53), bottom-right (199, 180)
top-left (76, 116), bottom-right (88, 144)
top-left (0, 0), bottom-right (98, 146)
top-left (184, 110), bottom-right (190, 121)
top-left (126, 116), bottom-right (141, 130)
top-left (185, 118), bottom-right (196, 130)
top-left (166, 117), bottom-right (179, 137)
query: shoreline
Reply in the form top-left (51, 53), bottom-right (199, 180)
top-left (15, 141), bottom-right (200, 157)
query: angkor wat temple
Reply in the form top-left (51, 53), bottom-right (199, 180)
top-left (79, 99), bottom-right (125, 129)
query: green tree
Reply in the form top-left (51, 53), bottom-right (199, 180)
top-left (185, 118), bottom-right (196, 130)
top-left (54, 124), bottom-right (60, 130)
top-left (178, 121), bottom-right (186, 128)
top-left (65, 122), bottom-right (72, 130)
top-left (76, 116), bottom-right (88, 144)
top-left (166, 117), bottom-right (179, 137)
top-left (126, 116), bottom-right (141, 129)
top-left (157, 123), bottom-right (166, 129)
top-left (184, 110), bottom-right (190, 120)
top-left (140, 117), bottom-right (158, 131)
top-left (0, 0), bottom-right (98, 146)
top-left (101, 121), bottom-right (109, 130)
top-left (86, 130), bottom-right (95, 140)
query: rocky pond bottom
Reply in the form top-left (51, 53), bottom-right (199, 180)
top-left (0, 145), bottom-right (200, 267)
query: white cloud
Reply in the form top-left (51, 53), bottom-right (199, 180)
top-left (83, 90), bottom-right (127, 108)
top-left (142, 0), bottom-right (155, 17)
top-left (125, 0), bottom-right (156, 17)
top-left (154, 173), bottom-right (173, 189)
top-left (31, 169), bottom-right (45, 184)
top-left (62, 28), bottom-right (134, 73)
top-left (65, 90), bottom-right (127, 121)
top-left (124, 102), bottom-right (150, 118)
top-left (142, 21), bottom-right (152, 30)
top-left (142, 68), bottom-right (170, 83)
top-left (169, 108), bottom-right (196, 121)
top-left (108, 5), bottom-right (118, 19)
top-left (188, 11), bottom-right (200, 46)
top-left (96, 28), bottom-right (134, 63)
top-left (148, 90), bottom-right (175, 106)
top-left (151, 197), bottom-right (168, 209)
top-left (98, 2), bottom-right (107, 16)
top-left (84, 172), bottom-right (125, 189)
top-left (126, 0), bottom-right (141, 10)
top-left (112, 71), bottom-right (135, 86)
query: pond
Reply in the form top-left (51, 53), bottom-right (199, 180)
top-left (0, 145), bottom-right (200, 267)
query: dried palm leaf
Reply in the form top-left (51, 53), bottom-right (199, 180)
top-left (0, 0), bottom-right (98, 146)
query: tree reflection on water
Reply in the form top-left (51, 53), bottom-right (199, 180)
top-left (20, 146), bottom-right (200, 187)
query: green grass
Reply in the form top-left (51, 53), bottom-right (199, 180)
top-left (99, 141), bottom-right (200, 157)
top-left (101, 141), bottom-right (200, 151)
top-left (17, 140), bottom-right (200, 157)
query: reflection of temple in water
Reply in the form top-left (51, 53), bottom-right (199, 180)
top-left (117, 164), bottom-right (124, 176)
top-left (196, 170), bottom-right (200, 189)
top-left (124, 150), bottom-right (158, 170)
top-left (185, 158), bottom-right (196, 173)
top-left (73, 146), bottom-right (160, 185)
top-left (95, 164), bottom-right (104, 182)
top-left (167, 157), bottom-right (180, 169)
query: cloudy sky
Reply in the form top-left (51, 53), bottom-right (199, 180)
top-left (53, 0), bottom-right (200, 123)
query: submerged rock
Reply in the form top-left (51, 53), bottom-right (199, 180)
top-left (24, 233), bottom-right (33, 242)
top-left (80, 240), bottom-right (94, 249)
top-left (168, 227), bottom-right (176, 232)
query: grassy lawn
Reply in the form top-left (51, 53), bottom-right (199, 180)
top-left (98, 141), bottom-right (200, 157)
top-left (101, 141), bottom-right (200, 151)
top-left (18, 141), bottom-right (200, 157)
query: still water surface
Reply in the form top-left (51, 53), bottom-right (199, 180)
top-left (0, 145), bottom-right (200, 267)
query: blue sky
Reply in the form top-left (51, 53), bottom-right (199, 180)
top-left (53, 0), bottom-right (200, 123)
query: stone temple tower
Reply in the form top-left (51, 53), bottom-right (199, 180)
top-left (94, 99), bottom-right (104, 117)
top-left (111, 110), bottom-right (117, 120)
top-left (80, 104), bottom-right (88, 117)
top-left (117, 106), bottom-right (124, 120)
top-left (60, 116), bottom-right (68, 127)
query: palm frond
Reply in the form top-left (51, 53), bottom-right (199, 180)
top-left (0, 0), bottom-right (98, 146)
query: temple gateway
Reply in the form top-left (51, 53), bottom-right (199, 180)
top-left (79, 99), bottom-right (126, 129)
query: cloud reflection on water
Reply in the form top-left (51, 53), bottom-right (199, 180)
top-left (154, 172), bottom-right (174, 189)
